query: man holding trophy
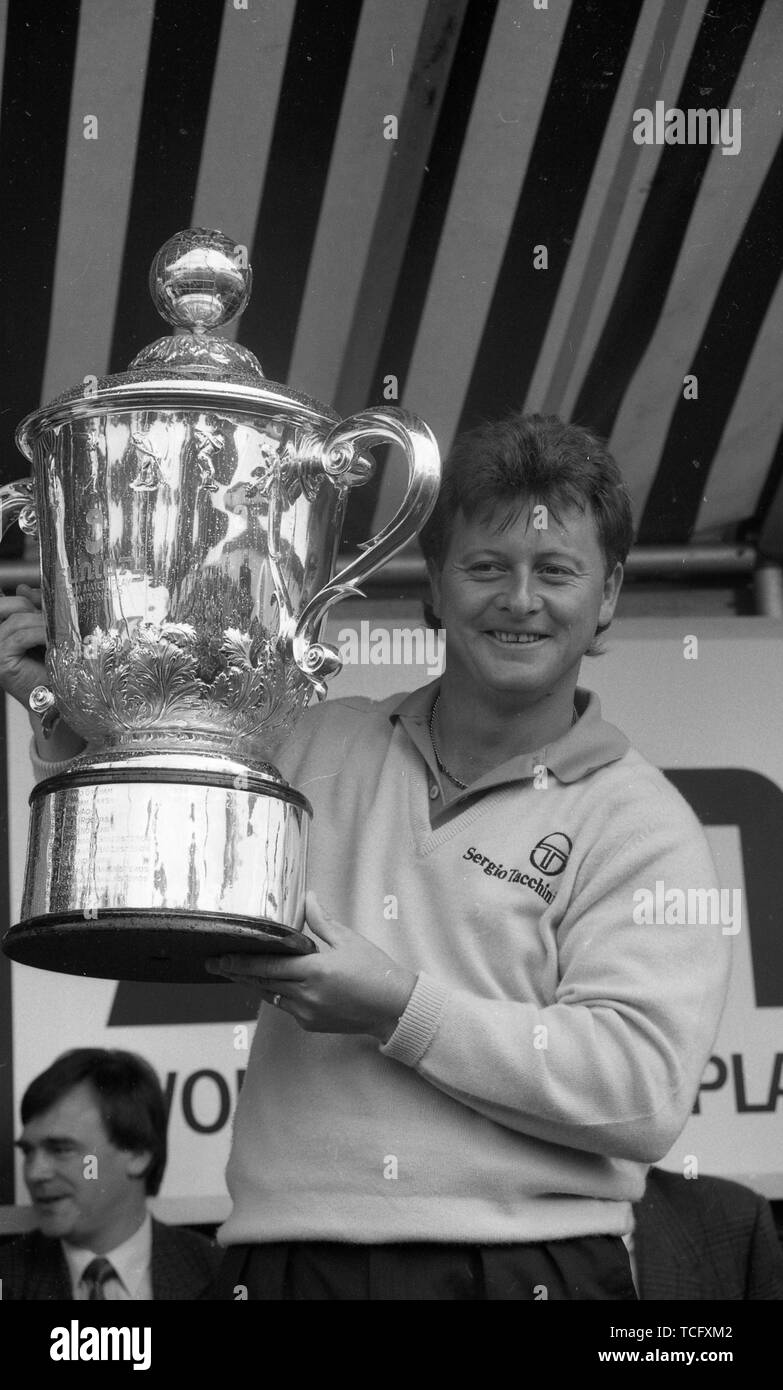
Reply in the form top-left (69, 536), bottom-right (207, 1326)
top-left (0, 232), bottom-right (730, 1300)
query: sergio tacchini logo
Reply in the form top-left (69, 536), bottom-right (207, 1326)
top-left (530, 832), bottom-right (572, 876)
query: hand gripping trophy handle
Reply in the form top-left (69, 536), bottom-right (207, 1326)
top-left (0, 481), bottom-right (58, 734)
top-left (292, 407), bottom-right (441, 692)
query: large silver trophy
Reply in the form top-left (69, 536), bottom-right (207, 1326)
top-left (0, 229), bottom-right (440, 982)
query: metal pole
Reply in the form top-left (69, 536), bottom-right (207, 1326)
top-left (0, 544), bottom-right (759, 592)
top-left (753, 562), bottom-right (783, 618)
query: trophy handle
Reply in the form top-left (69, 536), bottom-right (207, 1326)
top-left (292, 408), bottom-right (440, 694)
top-left (0, 479), bottom-right (38, 537)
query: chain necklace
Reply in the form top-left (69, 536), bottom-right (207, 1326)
top-left (429, 695), bottom-right (469, 789)
top-left (429, 694), bottom-right (578, 792)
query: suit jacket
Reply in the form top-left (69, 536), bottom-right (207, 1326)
top-left (0, 1218), bottom-right (219, 1301)
top-left (633, 1167), bottom-right (783, 1300)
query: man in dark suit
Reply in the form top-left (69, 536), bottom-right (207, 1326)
top-left (0, 1048), bottom-right (218, 1300)
top-left (633, 1166), bottom-right (783, 1300)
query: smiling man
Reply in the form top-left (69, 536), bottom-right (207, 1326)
top-left (0, 1049), bottom-right (218, 1300)
top-left (204, 412), bottom-right (731, 1301)
top-left (423, 432), bottom-right (623, 774)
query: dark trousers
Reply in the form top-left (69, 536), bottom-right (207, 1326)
top-left (213, 1235), bottom-right (637, 1300)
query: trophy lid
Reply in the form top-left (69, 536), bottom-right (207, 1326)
top-left (17, 228), bottom-right (340, 457)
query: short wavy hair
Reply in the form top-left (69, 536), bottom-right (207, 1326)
top-left (21, 1048), bottom-right (168, 1196)
top-left (419, 412), bottom-right (634, 654)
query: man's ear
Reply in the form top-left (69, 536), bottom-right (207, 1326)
top-left (426, 560), bottom-right (442, 624)
top-left (598, 561), bottom-right (623, 628)
top-left (125, 1149), bottom-right (153, 1183)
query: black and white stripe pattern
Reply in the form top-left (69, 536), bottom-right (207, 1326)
top-left (1, 0), bottom-right (781, 560)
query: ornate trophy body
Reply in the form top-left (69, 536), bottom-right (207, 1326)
top-left (0, 230), bottom-right (440, 982)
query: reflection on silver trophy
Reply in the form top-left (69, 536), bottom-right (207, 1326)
top-left (0, 229), bottom-right (440, 982)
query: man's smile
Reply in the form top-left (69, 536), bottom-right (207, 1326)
top-left (485, 631), bottom-right (549, 646)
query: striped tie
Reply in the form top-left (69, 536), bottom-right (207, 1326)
top-left (82, 1255), bottom-right (116, 1300)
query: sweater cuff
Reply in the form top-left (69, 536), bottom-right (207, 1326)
top-left (29, 735), bottom-right (76, 783)
top-left (379, 971), bottom-right (448, 1067)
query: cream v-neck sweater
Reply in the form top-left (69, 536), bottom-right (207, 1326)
top-left (217, 685), bottom-right (731, 1245)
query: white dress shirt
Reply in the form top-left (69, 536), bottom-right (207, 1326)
top-left (622, 1222), bottom-right (640, 1297)
top-left (63, 1211), bottom-right (153, 1300)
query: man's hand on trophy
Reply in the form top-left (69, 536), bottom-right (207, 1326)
top-left (0, 584), bottom-right (84, 761)
top-left (206, 891), bottom-right (417, 1043)
top-left (0, 584), bottom-right (48, 706)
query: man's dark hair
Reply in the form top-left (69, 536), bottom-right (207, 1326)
top-left (419, 412), bottom-right (635, 653)
top-left (21, 1049), bottom-right (168, 1196)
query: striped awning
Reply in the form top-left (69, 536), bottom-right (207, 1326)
top-left (1, 0), bottom-right (782, 563)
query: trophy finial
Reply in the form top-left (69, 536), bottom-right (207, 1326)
top-left (128, 227), bottom-right (263, 380)
top-left (149, 228), bottom-right (252, 334)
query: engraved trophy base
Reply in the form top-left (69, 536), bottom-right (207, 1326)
top-left (4, 752), bottom-right (316, 983)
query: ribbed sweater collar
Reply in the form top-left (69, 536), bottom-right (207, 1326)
top-left (390, 679), bottom-right (629, 795)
